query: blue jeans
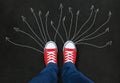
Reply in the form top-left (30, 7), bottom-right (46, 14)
top-left (29, 62), bottom-right (94, 83)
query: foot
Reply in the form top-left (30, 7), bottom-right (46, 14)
top-left (63, 41), bottom-right (77, 64)
top-left (44, 41), bottom-right (58, 65)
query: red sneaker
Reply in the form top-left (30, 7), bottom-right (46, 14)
top-left (63, 41), bottom-right (77, 64)
top-left (44, 41), bottom-right (58, 65)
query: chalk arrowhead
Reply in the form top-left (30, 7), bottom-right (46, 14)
top-left (96, 8), bottom-right (99, 12)
top-left (108, 41), bottom-right (112, 45)
top-left (39, 10), bottom-right (42, 15)
top-left (5, 37), bottom-right (10, 41)
top-left (107, 41), bottom-right (112, 45)
top-left (59, 3), bottom-right (63, 9)
top-left (109, 11), bottom-right (112, 16)
top-left (13, 27), bottom-right (19, 32)
top-left (76, 10), bottom-right (80, 15)
top-left (30, 8), bottom-right (34, 12)
top-left (21, 16), bottom-right (26, 21)
top-left (90, 5), bottom-right (94, 10)
top-left (69, 7), bottom-right (72, 12)
top-left (63, 16), bottom-right (66, 21)
top-left (51, 21), bottom-right (54, 25)
top-left (45, 11), bottom-right (49, 17)
top-left (105, 28), bottom-right (109, 32)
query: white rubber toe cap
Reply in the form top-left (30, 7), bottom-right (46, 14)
top-left (64, 41), bottom-right (76, 49)
top-left (45, 41), bottom-right (57, 49)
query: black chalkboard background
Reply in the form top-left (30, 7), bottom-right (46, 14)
top-left (0, 0), bottom-right (120, 83)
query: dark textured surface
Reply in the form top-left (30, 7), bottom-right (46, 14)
top-left (0, 0), bottom-right (120, 83)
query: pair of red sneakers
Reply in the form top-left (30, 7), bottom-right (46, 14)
top-left (44, 41), bottom-right (76, 65)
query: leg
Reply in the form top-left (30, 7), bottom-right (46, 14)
top-left (62, 41), bottom-right (94, 83)
top-left (29, 63), bottom-right (58, 83)
top-left (29, 41), bottom-right (58, 83)
top-left (62, 62), bottom-right (94, 83)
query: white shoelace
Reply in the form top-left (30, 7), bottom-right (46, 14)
top-left (65, 51), bottom-right (74, 63)
top-left (47, 51), bottom-right (56, 64)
